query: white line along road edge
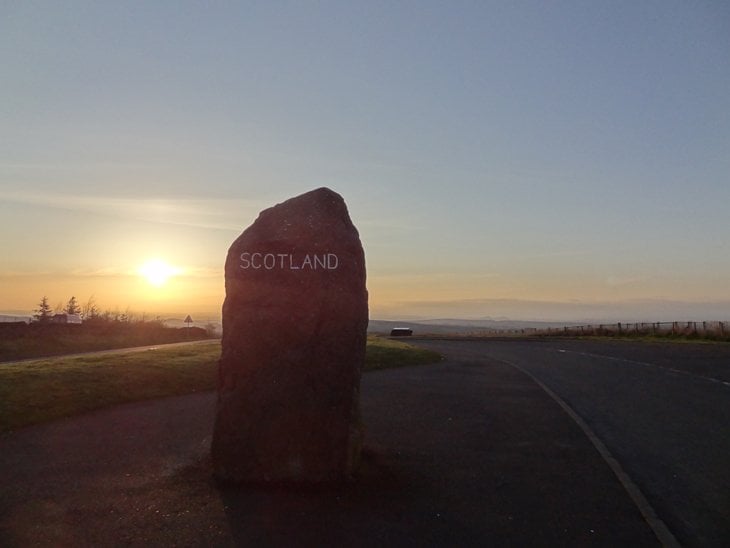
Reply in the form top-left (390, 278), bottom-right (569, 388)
top-left (499, 357), bottom-right (681, 548)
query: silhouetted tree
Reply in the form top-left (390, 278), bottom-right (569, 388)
top-left (82, 295), bottom-right (99, 321)
top-left (34, 296), bottom-right (53, 323)
top-left (65, 296), bottom-right (80, 315)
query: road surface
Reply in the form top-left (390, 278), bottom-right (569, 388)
top-left (1, 341), bottom-right (659, 546)
top-left (413, 338), bottom-right (730, 547)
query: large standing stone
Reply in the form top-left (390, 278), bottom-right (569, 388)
top-left (212, 187), bottom-right (368, 483)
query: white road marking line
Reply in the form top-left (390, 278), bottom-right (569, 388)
top-left (554, 349), bottom-right (729, 388)
top-left (500, 356), bottom-right (681, 548)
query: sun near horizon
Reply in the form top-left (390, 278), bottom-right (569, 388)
top-left (1, 3), bottom-right (729, 324)
top-left (137, 259), bottom-right (182, 288)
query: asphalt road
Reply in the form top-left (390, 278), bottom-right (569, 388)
top-left (1, 342), bottom-right (660, 546)
top-left (413, 338), bottom-right (730, 547)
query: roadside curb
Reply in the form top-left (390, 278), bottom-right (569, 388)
top-left (500, 356), bottom-right (680, 548)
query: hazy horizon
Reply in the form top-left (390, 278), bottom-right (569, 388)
top-left (3, 296), bottom-right (729, 326)
top-left (2, 3), bottom-right (729, 323)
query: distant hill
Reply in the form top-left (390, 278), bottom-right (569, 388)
top-left (368, 318), bottom-right (568, 336)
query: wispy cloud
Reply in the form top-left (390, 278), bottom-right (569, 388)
top-left (179, 266), bottom-right (223, 278)
top-left (68, 267), bottom-right (130, 278)
top-left (605, 274), bottom-right (653, 287)
top-left (0, 190), bottom-right (264, 232)
top-left (1, 265), bottom-right (223, 279)
top-left (0, 270), bottom-right (55, 278)
top-left (0, 266), bottom-right (130, 279)
top-left (358, 218), bottom-right (426, 232)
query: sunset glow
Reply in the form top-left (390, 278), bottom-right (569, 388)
top-left (1, 3), bottom-right (729, 323)
top-left (138, 260), bottom-right (181, 288)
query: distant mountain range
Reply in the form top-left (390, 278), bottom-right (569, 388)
top-left (2, 313), bottom-right (566, 335)
top-left (368, 318), bottom-right (568, 335)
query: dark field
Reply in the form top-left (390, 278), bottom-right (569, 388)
top-left (0, 322), bottom-right (211, 362)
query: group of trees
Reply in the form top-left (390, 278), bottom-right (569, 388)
top-left (33, 295), bottom-right (157, 325)
top-left (30, 296), bottom-right (219, 337)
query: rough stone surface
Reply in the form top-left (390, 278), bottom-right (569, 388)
top-left (212, 187), bottom-right (368, 483)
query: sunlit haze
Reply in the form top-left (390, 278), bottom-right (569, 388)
top-left (2, 2), bottom-right (729, 323)
top-left (138, 259), bottom-right (181, 288)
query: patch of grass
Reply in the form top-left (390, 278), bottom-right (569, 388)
top-left (0, 342), bottom-right (222, 433)
top-left (568, 334), bottom-right (728, 345)
top-left (365, 335), bottom-right (442, 371)
top-left (0, 322), bottom-right (212, 362)
top-left (0, 337), bottom-right (442, 432)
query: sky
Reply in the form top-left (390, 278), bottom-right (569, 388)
top-left (1, 1), bottom-right (729, 323)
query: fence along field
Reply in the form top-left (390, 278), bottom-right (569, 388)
top-left (525, 320), bottom-right (729, 340)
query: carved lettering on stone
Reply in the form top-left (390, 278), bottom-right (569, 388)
top-left (212, 187), bottom-right (368, 483)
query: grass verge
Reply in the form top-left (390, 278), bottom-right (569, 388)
top-left (0, 323), bottom-right (211, 362)
top-left (0, 341), bottom-right (222, 433)
top-left (365, 335), bottom-right (442, 370)
top-left (0, 337), bottom-right (441, 433)
top-left (547, 334), bottom-right (729, 345)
